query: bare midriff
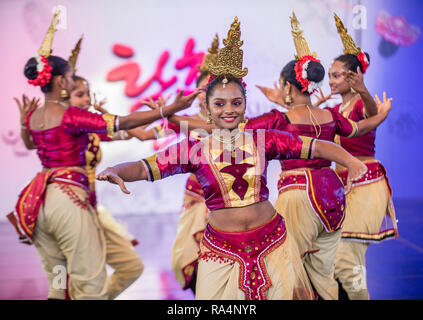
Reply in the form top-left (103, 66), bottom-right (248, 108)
top-left (208, 200), bottom-right (276, 232)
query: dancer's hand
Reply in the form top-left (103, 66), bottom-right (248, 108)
top-left (345, 158), bottom-right (368, 194)
top-left (172, 89), bottom-right (202, 112)
top-left (143, 94), bottom-right (170, 110)
top-left (375, 92), bottom-right (392, 115)
top-left (14, 94), bottom-right (40, 126)
top-left (256, 82), bottom-right (286, 107)
top-left (92, 92), bottom-right (108, 114)
top-left (313, 88), bottom-right (334, 107)
top-left (344, 66), bottom-right (366, 94)
top-left (96, 168), bottom-right (130, 194)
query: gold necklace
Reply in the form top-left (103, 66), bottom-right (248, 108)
top-left (289, 104), bottom-right (321, 138)
top-left (212, 130), bottom-right (243, 154)
top-left (45, 100), bottom-right (68, 108)
top-left (339, 94), bottom-right (358, 114)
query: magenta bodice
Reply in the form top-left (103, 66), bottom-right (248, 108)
top-left (243, 108), bottom-right (357, 170)
top-left (26, 106), bottom-right (116, 168)
top-left (141, 130), bottom-right (314, 211)
top-left (328, 99), bottom-right (376, 157)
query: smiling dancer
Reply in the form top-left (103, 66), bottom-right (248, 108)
top-left (96, 17), bottom-right (372, 300)
top-left (325, 14), bottom-right (398, 300)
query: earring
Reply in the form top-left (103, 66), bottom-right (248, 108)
top-left (241, 117), bottom-right (247, 124)
top-left (61, 89), bottom-right (69, 100)
top-left (206, 113), bottom-right (212, 124)
top-left (285, 94), bottom-right (292, 105)
top-left (350, 88), bottom-right (356, 94)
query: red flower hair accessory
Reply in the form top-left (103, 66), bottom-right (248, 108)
top-left (27, 55), bottom-right (53, 87)
top-left (356, 51), bottom-right (369, 73)
top-left (294, 55), bottom-right (322, 94)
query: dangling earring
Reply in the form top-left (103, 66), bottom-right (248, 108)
top-left (350, 87), bottom-right (356, 94)
top-left (206, 113), bottom-right (212, 124)
top-left (61, 89), bottom-right (69, 100)
top-left (285, 94), bottom-right (292, 105)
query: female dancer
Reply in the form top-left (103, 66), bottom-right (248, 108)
top-left (162, 13), bottom-right (392, 299)
top-left (12, 11), bottom-right (199, 300)
top-left (120, 35), bottom-right (220, 293)
top-left (97, 17), bottom-right (368, 300)
top-left (325, 14), bottom-right (398, 300)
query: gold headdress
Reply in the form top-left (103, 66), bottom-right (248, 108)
top-left (290, 12), bottom-right (321, 94)
top-left (68, 35), bottom-right (83, 73)
top-left (334, 13), bottom-right (369, 72)
top-left (38, 9), bottom-right (60, 57)
top-left (208, 16), bottom-right (248, 78)
top-left (198, 34), bottom-right (219, 73)
top-left (290, 11), bottom-right (316, 60)
top-left (334, 13), bottom-right (361, 55)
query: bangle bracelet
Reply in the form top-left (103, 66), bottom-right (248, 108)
top-left (159, 106), bottom-right (165, 119)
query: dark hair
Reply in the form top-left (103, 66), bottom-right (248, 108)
top-left (196, 71), bottom-right (210, 87)
top-left (24, 55), bottom-right (71, 93)
top-left (334, 52), bottom-right (370, 73)
top-left (280, 60), bottom-right (325, 95)
top-left (205, 74), bottom-right (246, 106)
top-left (72, 75), bottom-right (87, 82)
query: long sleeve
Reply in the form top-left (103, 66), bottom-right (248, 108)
top-left (62, 107), bottom-right (118, 139)
top-left (258, 129), bottom-right (315, 161)
top-left (140, 138), bottom-right (200, 181)
top-left (326, 107), bottom-right (358, 138)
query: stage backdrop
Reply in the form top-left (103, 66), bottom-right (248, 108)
top-left (0, 0), bottom-right (422, 219)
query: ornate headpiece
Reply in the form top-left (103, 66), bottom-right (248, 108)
top-left (290, 11), bottom-right (322, 94)
top-left (334, 13), bottom-right (369, 73)
top-left (198, 34), bottom-right (219, 74)
top-left (28, 9), bottom-right (60, 87)
top-left (68, 35), bottom-right (83, 74)
top-left (208, 16), bottom-right (248, 84)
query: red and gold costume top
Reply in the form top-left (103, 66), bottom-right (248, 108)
top-left (141, 130), bottom-right (314, 211)
top-left (241, 108), bottom-right (358, 170)
top-left (25, 106), bottom-right (117, 168)
top-left (328, 99), bottom-right (375, 157)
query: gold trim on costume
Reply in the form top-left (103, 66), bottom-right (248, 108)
top-left (102, 113), bottom-right (117, 139)
top-left (299, 136), bottom-right (314, 159)
top-left (341, 229), bottom-right (397, 242)
top-left (347, 119), bottom-right (358, 138)
top-left (153, 124), bottom-right (166, 138)
top-left (208, 16), bottom-right (248, 78)
top-left (144, 154), bottom-right (162, 181)
top-left (238, 119), bottom-right (249, 132)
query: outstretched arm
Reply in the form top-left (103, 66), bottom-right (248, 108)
top-left (118, 89), bottom-right (200, 130)
top-left (96, 161), bottom-right (147, 194)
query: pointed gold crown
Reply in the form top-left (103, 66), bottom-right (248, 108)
top-left (290, 11), bottom-right (317, 60)
top-left (208, 16), bottom-right (248, 78)
top-left (38, 9), bottom-right (60, 57)
top-left (198, 34), bottom-right (219, 73)
top-left (334, 13), bottom-right (361, 55)
top-left (68, 35), bottom-right (83, 73)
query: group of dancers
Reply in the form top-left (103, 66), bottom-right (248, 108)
top-left (7, 9), bottom-right (398, 300)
